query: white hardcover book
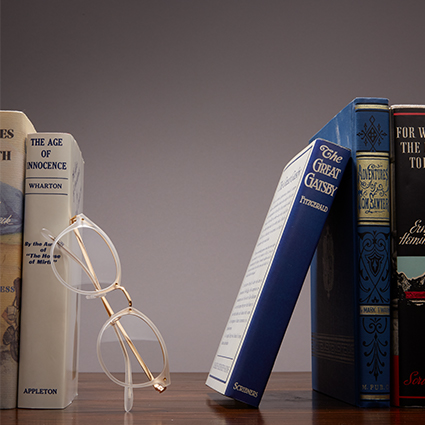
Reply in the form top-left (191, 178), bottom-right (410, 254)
top-left (0, 111), bottom-right (36, 409)
top-left (18, 133), bottom-right (84, 409)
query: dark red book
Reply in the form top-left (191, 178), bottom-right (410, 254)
top-left (391, 105), bottom-right (425, 407)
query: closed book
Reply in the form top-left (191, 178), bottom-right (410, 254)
top-left (206, 138), bottom-right (350, 407)
top-left (310, 98), bottom-right (391, 407)
top-left (18, 133), bottom-right (84, 409)
top-left (0, 111), bottom-right (36, 409)
top-left (391, 105), bottom-right (425, 407)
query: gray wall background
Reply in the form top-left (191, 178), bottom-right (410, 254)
top-left (2, 0), bottom-right (424, 374)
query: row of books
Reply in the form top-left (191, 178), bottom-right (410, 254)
top-left (2, 100), bottom-right (424, 410)
top-left (1, 111), bottom-right (84, 409)
top-left (206, 98), bottom-right (425, 408)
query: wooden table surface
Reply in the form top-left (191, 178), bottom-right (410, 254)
top-left (2, 372), bottom-right (425, 424)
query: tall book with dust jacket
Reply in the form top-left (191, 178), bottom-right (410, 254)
top-left (391, 105), bottom-right (425, 407)
top-left (310, 98), bottom-right (391, 407)
top-left (18, 133), bottom-right (84, 409)
top-left (0, 111), bottom-right (36, 409)
top-left (206, 138), bottom-right (350, 407)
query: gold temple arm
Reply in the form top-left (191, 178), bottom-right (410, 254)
top-left (69, 225), bottom-right (158, 386)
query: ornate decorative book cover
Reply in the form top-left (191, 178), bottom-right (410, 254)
top-left (310, 98), bottom-right (391, 407)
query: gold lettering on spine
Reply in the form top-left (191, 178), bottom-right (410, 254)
top-left (357, 152), bottom-right (390, 225)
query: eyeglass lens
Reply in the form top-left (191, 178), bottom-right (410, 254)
top-left (53, 226), bottom-right (118, 293)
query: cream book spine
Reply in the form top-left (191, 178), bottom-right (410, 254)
top-left (18, 133), bottom-right (84, 409)
top-left (0, 111), bottom-right (36, 409)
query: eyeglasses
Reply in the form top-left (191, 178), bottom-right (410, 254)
top-left (41, 213), bottom-right (170, 412)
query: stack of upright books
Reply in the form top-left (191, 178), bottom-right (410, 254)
top-left (3, 99), bottom-right (425, 412)
top-left (0, 110), bottom-right (84, 410)
top-left (309, 99), bottom-right (425, 408)
top-left (206, 97), bottom-right (425, 409)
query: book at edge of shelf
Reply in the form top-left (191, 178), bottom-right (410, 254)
top-left (309, 97), bottom-right (391, 407)
top-left (206, 138), bottom-right (351, 407)
top-left (0, 111), bottom-right (36, 409)
top-left (390, 104), bottom-right (425, 407)
top-left (18, 132), bottom-right (84, 409)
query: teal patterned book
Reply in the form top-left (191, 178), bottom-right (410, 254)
top-left (310, 98), bottom-right (391, 407)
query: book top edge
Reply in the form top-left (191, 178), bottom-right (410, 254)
top-left (391, 104), bottom-right (425, 109)
top-left (0, 110), bottom-right (29, 114)
top-left (352, 97), bottom-right (389, 104)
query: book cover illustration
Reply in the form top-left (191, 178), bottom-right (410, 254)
top-left (0, 111), bottom-right (36, 409)
top-left (206, 138), bottom-right (350, 407)
top-left (391, 105), bottom-right (425, 407)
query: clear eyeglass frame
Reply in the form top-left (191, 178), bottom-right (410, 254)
top-left (41, 213), bottom-right (170, 412)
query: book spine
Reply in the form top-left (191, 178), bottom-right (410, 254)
top-left (310, 98), bottom-right (390, 407)
top-left (391, 106), bottom-right (425, 407)
top-left (207, 139), bottom-right (350, 406)
top-left (354, 102), bottom-right (391, 407)
top-left (18, 133), bottom-right (84, 409)
top-left (0, 111), bottom-right (36, 409)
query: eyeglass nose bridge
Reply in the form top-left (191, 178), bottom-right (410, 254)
top-left (86, 282), bottom-right (133, 307)
top-left (115, 283), bottom-right (132, 307)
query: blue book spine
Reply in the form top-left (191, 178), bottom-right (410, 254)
top-left (206, 139), bottom-right (350, 407)
top-left (310, 98), bottom-right (391, 407)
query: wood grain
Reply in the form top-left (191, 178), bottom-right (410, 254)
top-left (1, 372), bottom-right (425, 424)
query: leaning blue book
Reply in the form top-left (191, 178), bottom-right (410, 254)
top-left (309, 98), bottom-right (391, 407)
top-left (206, 138), bottom-right (351, 407)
